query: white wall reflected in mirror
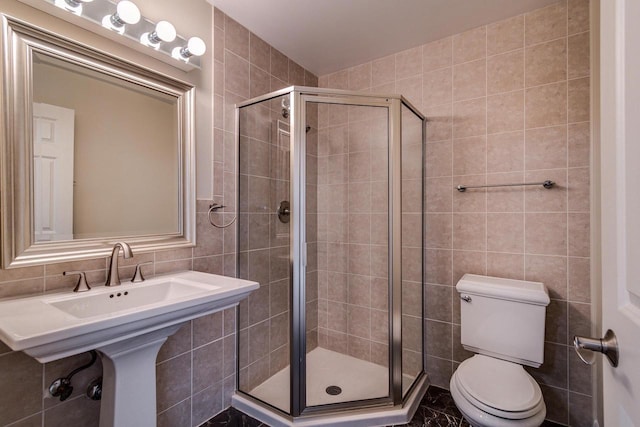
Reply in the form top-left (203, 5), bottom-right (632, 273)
top-left (32, 52), bottom-right (179, 242)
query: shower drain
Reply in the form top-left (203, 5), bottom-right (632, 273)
top-left (325, 385), bottom-right (342, 395)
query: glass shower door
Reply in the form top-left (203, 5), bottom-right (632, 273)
top-left (237, 93), bottom-right (292, 413)
top-left (303, 96), bottom-right (392, 409)
top-left (400, 104), bottom-right (425, 396)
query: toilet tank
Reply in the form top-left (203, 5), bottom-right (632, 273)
top-left (457, 274), bottom-right (550, 368)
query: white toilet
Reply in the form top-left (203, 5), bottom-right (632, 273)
top-left (450, 274), bottom-right (551, 427)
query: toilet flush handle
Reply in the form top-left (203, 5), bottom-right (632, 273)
top-left (460, 295), bottom-right (472, 303)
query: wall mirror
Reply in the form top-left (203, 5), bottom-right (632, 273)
top-left (0, 15), bottom-right (196, 268)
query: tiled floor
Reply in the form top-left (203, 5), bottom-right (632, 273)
top-left (204, 386), bottom-right (564, 427)
top-left (203, 406), bottom-right (266, 427)
top-left (401, 386), bottom-right (469, 427)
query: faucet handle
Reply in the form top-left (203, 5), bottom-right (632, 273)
top-left (131, 261), bottom-right (153, 283)
top-left (64, 271), bottom-right (91, 293)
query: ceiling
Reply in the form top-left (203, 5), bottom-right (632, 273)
top-left (209, 0), bottom-right (559, 76)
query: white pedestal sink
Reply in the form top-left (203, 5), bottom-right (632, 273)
top-left (0, 271), bottom-right (259, 427)
top-left (98, 324), bottom-right (183, 427)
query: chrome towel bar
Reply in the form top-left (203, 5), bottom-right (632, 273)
top-left (456, 180), bottom-right (555, 192)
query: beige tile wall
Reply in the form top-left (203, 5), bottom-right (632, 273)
top-left (319, 1), bottom-right (592, 425)
top-left (214, 8), bottom-right (319, 396)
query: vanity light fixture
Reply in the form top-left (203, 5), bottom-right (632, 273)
top-left (172, 37), bottom-right (206, 61)
top-left (140, 20), bottom-right (176, 48)
top-left (53, 0), bottom-right (92, 15)
top-left (17, 0), bottom-right (205, 71)
top-left (101, 0), bottom-right (140, 34)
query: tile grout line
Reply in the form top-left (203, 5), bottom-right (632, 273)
top-left (448, 30), bottom-right (455, 376)
top-left (484, 23), bottom-right (489, 280)
top-left (523, 10), bottom-right (528, 280)
top-left (564, 5), bottom-right (572, 422)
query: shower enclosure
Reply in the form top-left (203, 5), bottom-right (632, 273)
top-left (232, 87), bottom-right (426, 425)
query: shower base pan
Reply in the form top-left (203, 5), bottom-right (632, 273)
top-left (232, 347), bottom-right (429, 427)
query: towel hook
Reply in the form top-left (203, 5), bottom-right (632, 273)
top-left (207, 203), bottom-right (236, 228)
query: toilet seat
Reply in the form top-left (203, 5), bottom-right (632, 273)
top-left (452, 355), bottom-right (545, 421)
top-left (450, 378), bottom-right (546, 427)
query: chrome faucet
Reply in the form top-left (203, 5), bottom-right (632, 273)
top-left (105, 242), bottom-right (133, 286)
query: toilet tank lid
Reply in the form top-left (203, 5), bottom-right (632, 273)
top-left (456, 274), bottom-right (550, 306)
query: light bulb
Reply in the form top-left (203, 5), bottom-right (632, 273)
top-left (172, 36), bottom-right (206, 61)
top-left (154, 21), bottom-right (177, 42)
top-left (186, 37), bottom-right (206, 56)
top-left (54, 0), bottom-right (93, 15)
top-left (115, 1), bottom-right (140, 24)
top-left (102, 1), bottom-right (140, 34)
top-left (141, 20), bottom-right (176, 48)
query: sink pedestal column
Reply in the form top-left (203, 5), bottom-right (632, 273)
top-left (97, 324), bottom-right (184, 427)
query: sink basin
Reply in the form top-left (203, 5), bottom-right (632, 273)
top-left (0, 270), bottom-right (258, 427)
top-left (0, 270), bottom-right (258, 362)
top-left (49, 279), bottom-right (219, 319)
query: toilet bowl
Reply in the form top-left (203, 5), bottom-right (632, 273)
top-left (451, 274), bottom-right (550, 427)
top-left (450, 355), bottom-right (546, 427)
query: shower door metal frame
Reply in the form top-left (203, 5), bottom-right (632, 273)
top-left (234, 87), bottom-right (295, 416)
top-left (397, 102), bottom-right (427, 403)
top-left (234, 86), bottom-right (427, 420)
top-left (292, 93), bottom-right (398, 417)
